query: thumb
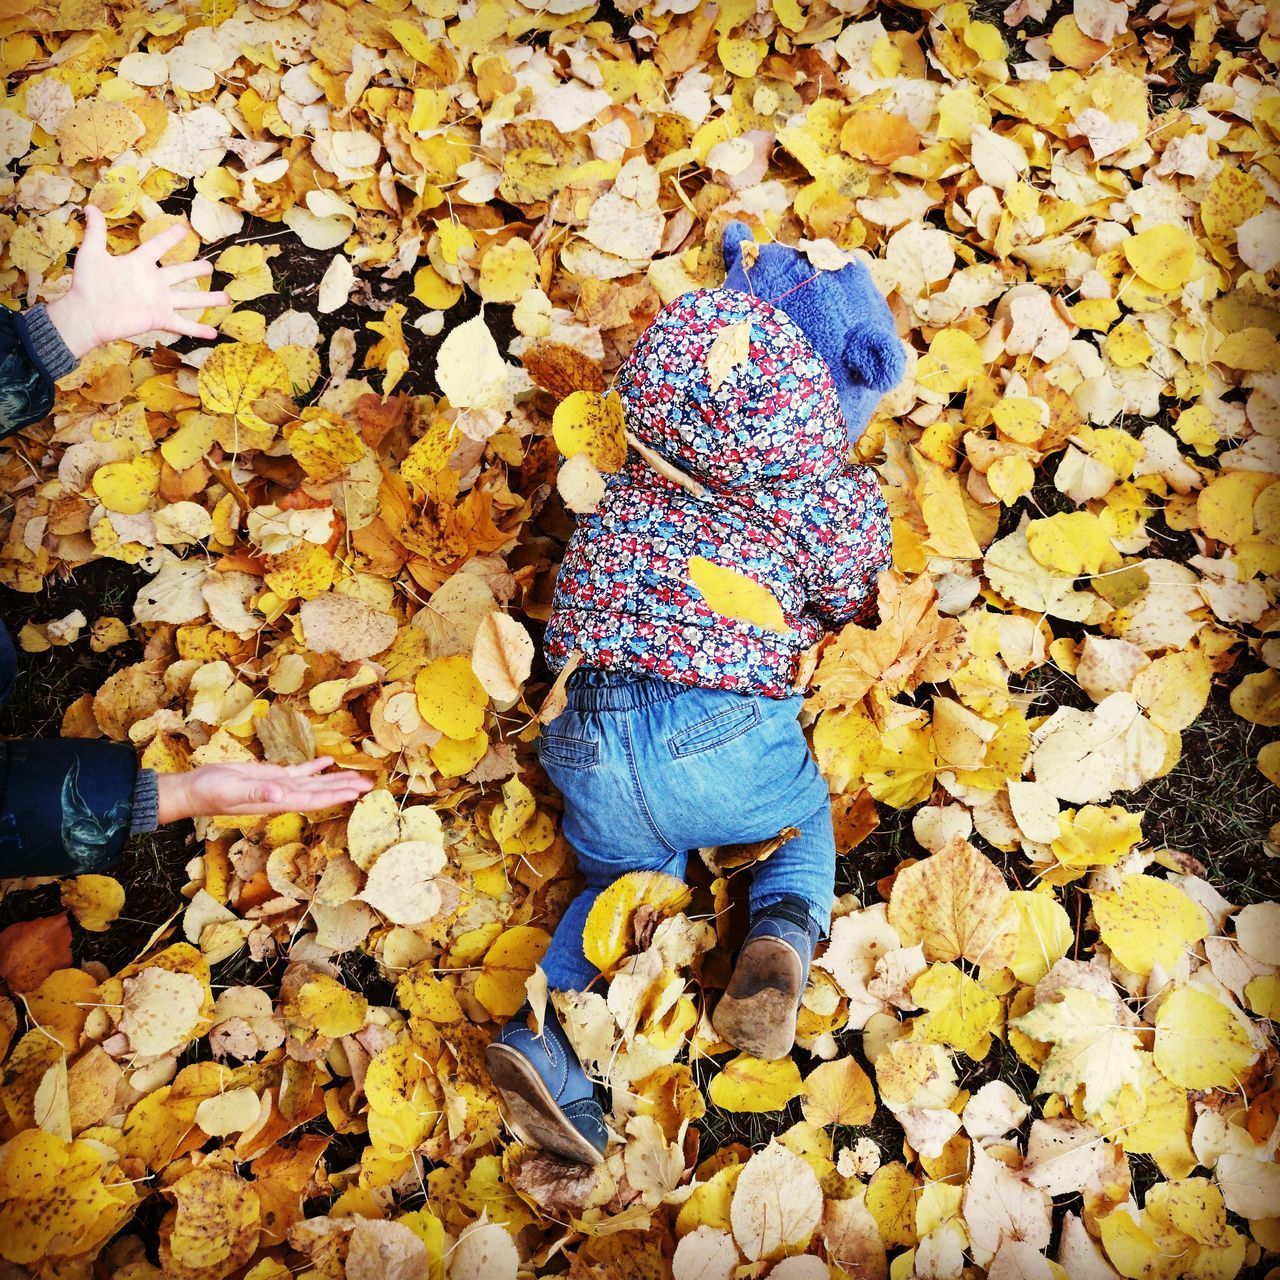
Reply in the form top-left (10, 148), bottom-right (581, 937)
top-left (251, 783), bottom-right (284, 808)
top-left (81, 205), bottom-right (108, 258)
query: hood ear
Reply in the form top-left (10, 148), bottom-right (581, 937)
top-left (721, 220), bottom-right (755, 269)
top-left (842, 326), bottom-right (905, 393)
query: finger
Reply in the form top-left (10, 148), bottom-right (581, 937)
top-left (161, 314), bottom-right (219, 341)
top-left (251, 783), bottom-right (285, 807)
top-left (171, 289), bottom-right (231, 310)
top-left (161, 260), bottom-right (213, 284)
top-left (284, 757), bottom-right (337, 777)
top-left (138, 222), bottom-right (189, 263)
top-left (81, 204), bottom-right (108, 258)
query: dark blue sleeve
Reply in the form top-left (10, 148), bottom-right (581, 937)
top-left (0, 737), bottom-right (140, 875)
top-left (0, 305), bottom-right (80, 439)
top-left (0, 621), bottom-right (146, 876)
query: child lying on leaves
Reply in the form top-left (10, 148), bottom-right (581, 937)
top-left (0, 207), bottom-right (371, 876)
top-left (485, 220), bottom-right (904, 1165)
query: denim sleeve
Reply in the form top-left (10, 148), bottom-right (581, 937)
top-left (0, 304), bottom-right (80, 439)
top-left (802, 465), bottom-right (893, 631)
top-left (0, 737), bottom-right (141, 875)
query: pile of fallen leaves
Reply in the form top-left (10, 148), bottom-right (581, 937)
top-left (0, 0), bottom-right (1276, 1275)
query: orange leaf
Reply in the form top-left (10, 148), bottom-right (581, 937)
top-left (0, 914), bottom-right (74, 993)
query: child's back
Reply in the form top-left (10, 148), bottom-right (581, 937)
top-left (545, 286), bottom-right (893, 697)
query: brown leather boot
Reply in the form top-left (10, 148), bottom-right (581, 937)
top-left (712, 897), bottom-right (820, 1061)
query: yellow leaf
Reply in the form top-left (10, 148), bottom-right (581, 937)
top-left (987, 454), bottom-right (1035, 505)
top-left (909, 962), bottom-right (1000, 1057)
top-left (1012, 988), bottom-right (1143, 1114)
top-left (1244, 974), bottom-right (1280, 1020)
top-left (866, 1162), bottom-right (919, 1249)
top-left (1200, 165), bottom-right (1266, 240)
top-left (292, 976), bottom-right (368, 1039)
top-left (430, 730), bottom-right (488, 778)
top-left (1026, 511), bottom-right (1119, 576)
top-left (386, 17), bottom-right (439, 61)
top-left (688, 556), bottom-right (790, 633)
top-left (1051, 805), bottom-right (1143, 869)
top-left (1007, 890), bottom-right (1073, 985)
top-left (551, 390), bottom-right (627, 473)
top-left (583, 871), bottom-right (692, 976)
top-left (1092, 876), bottom-right (1208, 976)
top-left (1197, 471), bottom-right (1273, 545)
top-left (1230, 670), bottom-right (1280, 727)
top-left (1258, 740), bottom-right (1280, 786)
top-left (1153, 987), bottom-right (1257, 1090)
top-left (887, 838), bottom-right (1017, 968)
top-left (708, 1053), bottom-right (804, 1112)
top-left (474, 925), bottom-right (550, 1019)
top-left (915, 329), bottom-right (984, 397)
top-left (1122, 225), bottom-right (1197, 291)
top-left (283, 413), bottom-right (365, 483)
top-left (478, 238), bottom-right (539, 304)
top-left (800, 1056), bottom-right (875, 1127)
top-left (57, 99), bottom-right (145, 166)
top-left (164, 1164), bottom-right (260, 1276)
top-left (0, 1129), bottom-right (68, 1199)
top-left (718, 36), bottom-right (764, 77)
top-left (415, 654), bottom-right (487, 738)
top-left (60, 876), bottom-right (125, 933)
top-left (263, 543), bottom-right (334, 601)
top-left (1131, 650), bottom-right (1211, 731)
top-left (412, 262), bottom-right (463, 310)
top-left (913, 450), bottom-right (982, 558)
top-left (91, 455), bottom-right (161, 516)
top-left (197, 342), bottom-right (289, 436)
top-left (1104, 319), bottom-right (1153, 367)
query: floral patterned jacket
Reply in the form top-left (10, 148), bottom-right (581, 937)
top-left (0, 306), bottom-right (157, 874)
top-left (544, 289), bottom-right (895, 699)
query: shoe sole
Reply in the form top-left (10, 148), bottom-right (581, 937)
top-left (484, 1042), bottom-right (606, 1166)
top-left (712, 936), bottom-right (803, 1061)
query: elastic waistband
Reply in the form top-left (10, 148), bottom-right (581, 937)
top-left (566, 667), bottom-right (688, 711)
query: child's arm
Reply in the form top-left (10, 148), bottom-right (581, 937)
top-left (802, 466), bottom-right (893, 630)
top-left (0, 206), bottom-right (230, 438)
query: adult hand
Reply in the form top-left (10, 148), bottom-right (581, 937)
top-left (44, 206), bottom-right (232, 358)
top-left (156, 757), bottom-right (374, 824)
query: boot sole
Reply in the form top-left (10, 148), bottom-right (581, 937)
top-left (712, 936), bottom-right (803, 1061)
top-left (484, 1042), bottom-right (605, 1166)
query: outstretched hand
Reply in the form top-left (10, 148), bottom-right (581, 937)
top-left (156, 757), bottom-right (374, 825)
top-left (44, 206), bottom-right (232, 358)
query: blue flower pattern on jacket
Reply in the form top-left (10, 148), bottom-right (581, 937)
top-left (544, 289), bottom-right (894, 699)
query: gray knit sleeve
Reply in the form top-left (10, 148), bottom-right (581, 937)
top-left (129, 768), bottom-right (160, 835)
top-left (21, 304), bottom-right (79, 382)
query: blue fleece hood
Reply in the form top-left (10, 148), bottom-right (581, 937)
top-left (721, 220), bottom-right (904, 443)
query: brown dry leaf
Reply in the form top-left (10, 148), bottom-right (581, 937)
top-left (809, 572), bottom-right (964, 712)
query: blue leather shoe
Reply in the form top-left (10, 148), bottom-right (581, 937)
top-left (485, 1004), bottom-right (608, 1165)
top-left (712, 895), bottom-right (822, 1061)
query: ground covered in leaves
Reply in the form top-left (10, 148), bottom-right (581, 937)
top-left (0, 0), bottom-right (1277, 1277)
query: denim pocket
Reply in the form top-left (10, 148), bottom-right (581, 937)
top-left (539, 732), bottom-right (599, 771)
top-left (667, 700), bottom-right (761, 760)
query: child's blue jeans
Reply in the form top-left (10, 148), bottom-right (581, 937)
top-left (537, 668), bottom-right (836, 993)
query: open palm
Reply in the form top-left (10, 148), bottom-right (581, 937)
top-left (156, 757), bottom-right (374, 824)
top-left (45, 206), bottom-right (231, 358)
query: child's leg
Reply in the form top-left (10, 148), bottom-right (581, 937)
top-left (488, 672), bottom-right (691, 1163)
top-left (745, 791), bottom-right (837, 942)
top-left (538, 677), bottom-right (694, 992)
top-left (617, 685), bottom-right (835, 1059)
